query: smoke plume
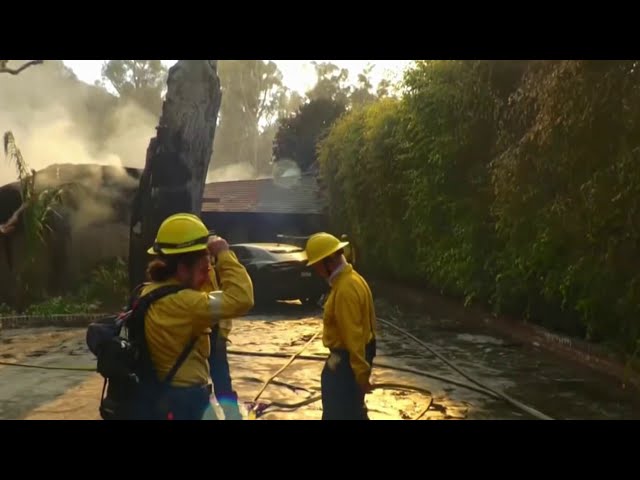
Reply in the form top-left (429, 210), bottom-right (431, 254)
top-left (206, 162), bottom-right (273, 183)
top-left (0, 60), bottom-right (156, 186)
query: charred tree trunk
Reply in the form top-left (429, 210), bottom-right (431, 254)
top-left (128, 60), bottom-right (222, 289)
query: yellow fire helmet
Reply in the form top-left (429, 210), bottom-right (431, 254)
top-left (305, 232), bottom-right (349, 266)
top-left (148, 213), bottom-right (210, 256)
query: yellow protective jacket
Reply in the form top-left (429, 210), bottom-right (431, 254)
top-left (143, 250), bottom-right (254, 387)
top-left (322, 264), bottom-right (376, 387)
top-left (200, 255), bottom-right (241, 339)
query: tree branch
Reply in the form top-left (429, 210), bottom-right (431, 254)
top-left (257, 87), bottom-right (269, 121)
top-left (0, 60), bottom-right (44, 75)
top-left (0, 202), bottom-right (28, 236)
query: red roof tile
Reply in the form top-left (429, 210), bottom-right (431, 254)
top-left (201, 176), bottom-right (325, 215)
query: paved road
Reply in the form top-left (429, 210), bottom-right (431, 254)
top-left (1, 302), bottom-right (639, 420)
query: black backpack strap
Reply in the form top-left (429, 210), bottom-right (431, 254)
top-left (163, 336), bottom-right (199, 385)
top-left (131, 284), bottom-right (199, 387)
top-left (127, 282), bottom-right (150, 310)
top-left (134, 284), bottom-right (185, 310)
top-left (125, 284), bottom-right (186, 339)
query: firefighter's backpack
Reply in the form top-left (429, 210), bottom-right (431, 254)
top-left (85, 284), bottom-right (195, 420)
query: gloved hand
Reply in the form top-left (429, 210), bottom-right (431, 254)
top-left (207, 236), bottom-right (229, 257)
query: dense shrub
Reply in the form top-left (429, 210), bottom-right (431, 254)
top-left (318, 59), bottom-right (640, 354)
top-left (0, 257), bottom-right (129, 316)
top-left (492, 60), bottom-right (640, 347)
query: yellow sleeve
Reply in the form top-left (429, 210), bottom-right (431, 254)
top-left (334, 285), bottom-right (371, 388)
top-left (180, 250), bottom-right (254, 334)
top-left (173, 290), bottom-right (221, 334)
top-left (210, 250), bottom-right (254, 319)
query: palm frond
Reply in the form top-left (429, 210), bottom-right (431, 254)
top-left (33, 187), bottom-right (65, 241)
top-left (4, 132), bottom-right (34, 223)
top-left (3, 131), bottom-right (67, 259)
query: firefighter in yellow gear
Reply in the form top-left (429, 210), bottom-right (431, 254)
top-left (141, 213), bottom-right (254, 420)
top-left (305, 232), bottom-right (377, 420)
top-left (178, 214), bottom-right (245, 419)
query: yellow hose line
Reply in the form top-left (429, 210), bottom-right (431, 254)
top-left (227, 349), bottom-right (500, 398)
top-left (256, 382), bottom-right (434, 420)
top-left (244, 326), bottom-right (434, 420)
top-left (238, 376), bottom-right (314, 394)
top-left (252, 331), bottom-right (320, 403)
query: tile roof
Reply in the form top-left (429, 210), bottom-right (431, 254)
top-left (201, 175), bottom-right (325, 215)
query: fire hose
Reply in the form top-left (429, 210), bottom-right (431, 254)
top-left (246, 382), bottom-right (434, 420)
top-left (229, 316), bottom-right (554, 420)
top-left (0, 318), bottom-right (553, 420)
top-left (376, 317), bottom-right (554, 420)
top-left (244, 329), bottom-right (434, 420)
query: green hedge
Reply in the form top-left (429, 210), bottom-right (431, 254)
top-left (318, 60), bottom-right (640, 354)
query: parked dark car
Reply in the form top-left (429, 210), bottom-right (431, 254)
top-left (229, 243), bottom-right (328, 305)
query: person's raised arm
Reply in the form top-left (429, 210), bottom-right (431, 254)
top-left (206, 236), bottom-right (254, 320)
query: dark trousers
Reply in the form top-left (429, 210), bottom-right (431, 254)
top-left (163, 384), bottom-right (211, 420)
top-left (129, 383), bottom-right (211, 420)
top-left (321, 340), bottom-right (376, 420)
top-left (209, 327), bottom-right (241, 417)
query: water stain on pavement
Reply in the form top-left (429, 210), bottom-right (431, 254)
top-left (1, 303), bottom-right (640, 420)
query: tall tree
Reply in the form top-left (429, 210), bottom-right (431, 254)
top-left (212, 60), bottom-right (292, 175)
top-left (272, 98), bottom-right (346, 173)
top-left (100, 60), bottom-right (168, 116)
top-left (271, 63), bottom-right (393, 175)
top-left (274, 89), bottom-right (304, 120)
top-left (350, 64), bottom-right (377, 107)
top-left (306, 62), bottom-right (391, 108)
top-left (306, 62), bottom-right (351, 105)
top-left (376, 78), bottom-right (392, 99)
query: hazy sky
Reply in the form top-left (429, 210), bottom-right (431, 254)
top-left (62, 60), bottom-right (413, 94)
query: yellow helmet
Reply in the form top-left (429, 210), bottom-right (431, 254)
top-left (305, 232), bottom-right (349, 266)
top-left (147, 213), bottom-right (210, 255)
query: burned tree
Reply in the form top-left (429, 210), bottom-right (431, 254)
top-left (129, 60), bottom-right (222, 288)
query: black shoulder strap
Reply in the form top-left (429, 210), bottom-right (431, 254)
top-left (132, 284), bottom-right (199, 386)
top-left (125, 284), bottom-right (186, 340)
top-left (127, 282), bottom-right (149, 310)
top-left (163, 336), bottom-right (199, 385)
top-left (134, 284), bottom-right (185, 310)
